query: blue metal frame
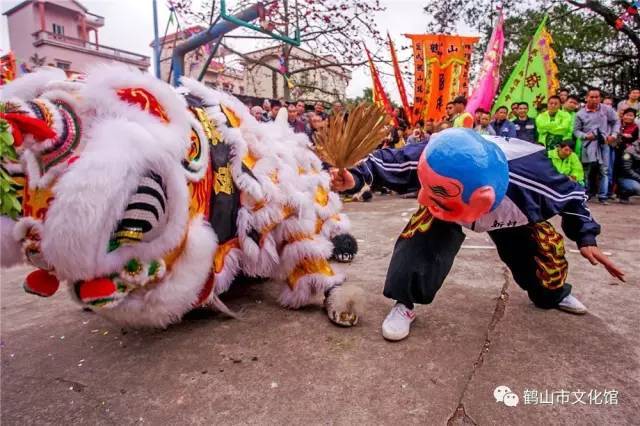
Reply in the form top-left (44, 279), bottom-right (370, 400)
top-left (170, 1), bottom-right (302, 86)
top-left (171, 3), bottom-right (262, 86)
top-left (220, 0), bottom-right (301, 47)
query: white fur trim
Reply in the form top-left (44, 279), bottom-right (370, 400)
top-left (13, 216), bottom-right (43, 241)
top-left (278, 272), bottom-right (345, 309)
top-left (82, 64), bottom-right (191, 161)
top-left (213, 247), bottom-right (243, 295)
top-left (278, 237), bottom-right (334, 277)
top-left (98, 217), bottom-right (217, 328)
top-left (21, 148), bottom-right (69, 189)
top-left (0, 67), bottom-right (66, 99)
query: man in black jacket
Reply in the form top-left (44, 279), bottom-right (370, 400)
top-left (512, 102), bottom-right (538, 143)
top-left (618, 141), bottom-right (640, 203)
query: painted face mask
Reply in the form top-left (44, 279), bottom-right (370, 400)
top-left (416, 128), bottom-right (509, 223)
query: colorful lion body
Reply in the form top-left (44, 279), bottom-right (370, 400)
top-left (0, 66), bottom-right (356, 328)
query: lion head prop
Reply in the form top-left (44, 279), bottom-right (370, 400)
top-left (0, 66), bottom-right (361, 328)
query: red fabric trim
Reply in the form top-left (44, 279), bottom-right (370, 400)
top-left (116, 88), bottom-right (170, 123)
top-left (194, 274), bottom-right (215, 307)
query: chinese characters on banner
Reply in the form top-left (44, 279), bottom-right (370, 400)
top-left (492, 16), bottom-right (559, 117)
top-left (406, 34), bottom-right (479, 122)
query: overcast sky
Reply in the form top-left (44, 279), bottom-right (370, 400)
top-left (0, 0), bottom-right (478, 101)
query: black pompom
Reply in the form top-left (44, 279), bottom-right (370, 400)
top-left (331, 233), bottom-right (358, 263)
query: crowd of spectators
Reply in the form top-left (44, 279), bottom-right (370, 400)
top-left (246, 98), bottom-right (338, 140)
top-left (452, 87), bottom-right (640, 205)
top-left (246, 86), bottom-right (640, 205)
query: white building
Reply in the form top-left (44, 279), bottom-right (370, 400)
top-left (155, 27), bottom-right (350, 103)
top-left (4, 0), bottom-right (149, 74)
top-left (241, 45), bottom-right (351, 103)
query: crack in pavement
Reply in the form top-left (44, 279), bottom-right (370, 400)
top-left (447, 268), bottom-right (512, 426)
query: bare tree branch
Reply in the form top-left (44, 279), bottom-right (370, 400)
top-left (175, 0), bottom-right (386, 101)
top-left (564, 0), bottom-right (640, 52)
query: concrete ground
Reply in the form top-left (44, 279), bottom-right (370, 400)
top-left (1, 196), bottom-right (639, 425)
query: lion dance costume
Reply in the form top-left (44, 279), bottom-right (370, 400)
top-left (0, 66), bottom-right (360, 328)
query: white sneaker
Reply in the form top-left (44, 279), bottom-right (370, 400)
top-left (382, 303), bottom-right (416, 341)
top-left (556, 294), bottom-right (588, 315)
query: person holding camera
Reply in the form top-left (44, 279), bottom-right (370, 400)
top-left (574, 88), bottom-right (620, 204)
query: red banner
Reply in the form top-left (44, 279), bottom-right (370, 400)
top-left (406, 34), bottom-right (479, 122)
top-left (388, 33), bottom-right (413, 126)
top-left (365, 46), bottom-right (397, 126)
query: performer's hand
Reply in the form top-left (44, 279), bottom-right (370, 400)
top-left (606, 135), bottom-right (616, 144)
top-left (579, 246), bottom-right (626, 282)
top-left (330, 168), bottom-right (355, 192)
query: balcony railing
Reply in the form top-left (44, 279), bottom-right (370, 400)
top-left (85, 12), bottom-right (105, 27)
top-left (32, 31), bottom-right (149, 66)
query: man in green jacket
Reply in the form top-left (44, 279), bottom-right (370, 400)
top-left (549, 140), bottom-right (585, 185)
top-left (536, 95), bottom-right (573, 151)
top-left (564, 95), bottom-right (582, 158)
top-left (451, 96), bottom-right (474, 128)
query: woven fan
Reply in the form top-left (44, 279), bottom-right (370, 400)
top-left (314, 103), bottom-right (389, 170)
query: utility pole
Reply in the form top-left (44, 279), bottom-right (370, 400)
top-left (152, 0), bottom-right (161, 78)
top-left (282, 0), bottom-right (290, 101)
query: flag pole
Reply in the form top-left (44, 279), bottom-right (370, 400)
top-left (152, 0), bottom-right (161, 78)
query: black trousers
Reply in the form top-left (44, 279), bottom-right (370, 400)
top-left (383, 207), bottom-right (571, 309)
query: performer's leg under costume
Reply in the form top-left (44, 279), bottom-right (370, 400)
top-left (383, 209), bottom-right (571, 309)
top-left (383, 207), bottom-right (466, 308)
top-left (488, 221), bottom-right (571, 308)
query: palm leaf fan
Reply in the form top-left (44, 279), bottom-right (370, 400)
top-left (314, 103), bottom-right (389, 170)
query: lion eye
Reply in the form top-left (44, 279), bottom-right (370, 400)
top-left (107, 171), bottom-right (167, 252)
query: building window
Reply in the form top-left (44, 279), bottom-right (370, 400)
top-left (55, 60), bottom-right (70, 71)
top-left (52, 24), bottom-right (65, 35)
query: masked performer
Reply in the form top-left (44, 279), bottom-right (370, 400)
top-left (331, 128), bottom-right (625, 341)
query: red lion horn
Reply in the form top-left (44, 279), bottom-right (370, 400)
top-left (0, 112), bottom-right (56, 147)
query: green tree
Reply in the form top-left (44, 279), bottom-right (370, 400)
top-left (423, 0), bottom-right (640, 98)
top-left (348, 87), bottom-right (374, 105)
